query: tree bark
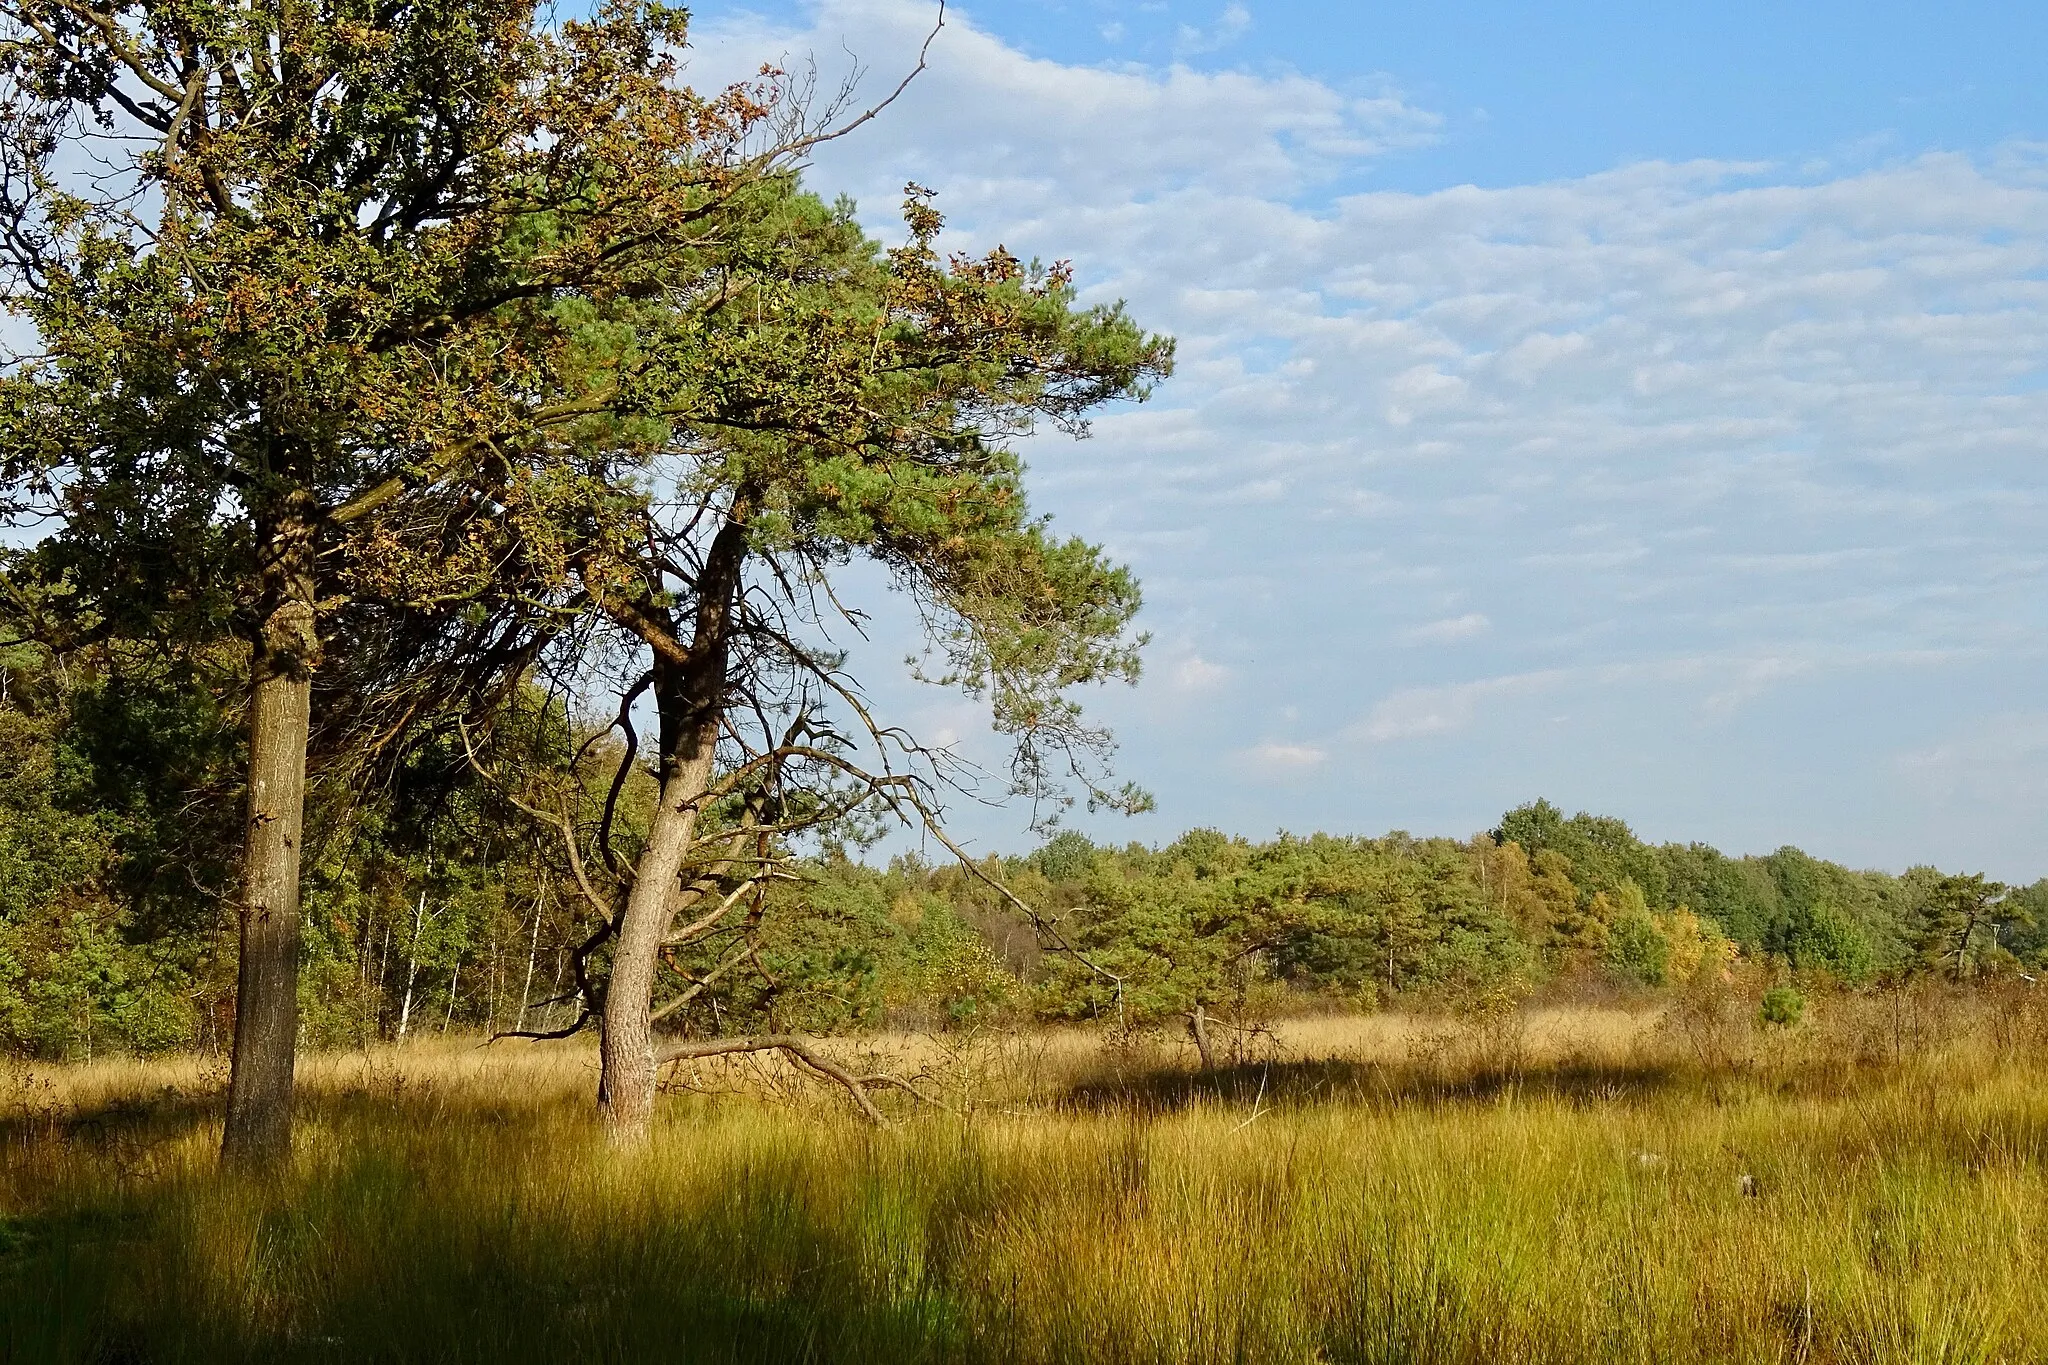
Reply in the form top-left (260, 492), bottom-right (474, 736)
top-left (597, 517), bottom-right (749, 1144)
top-left (221, 492), bottom-right (319, 1167)
top-left (1188, 1004), bottom-right (1216, 1071)
top-left (398, 890), bottom-right (426, 1040)
top-left (597, 742), bottom-right (717, 1141)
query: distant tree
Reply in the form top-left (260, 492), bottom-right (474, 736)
top-left (1658, 841), bottom-right (1782, 948)
top-left (1915, 873), bottom-right (2017, 981)
top-left (2003, 880), bottom-right (2048, 971)
top-left (1771, 899), bottom-right (1875, 982)
top-left (1043, 832), bottom-right (1330, 1065)
top-left (1494, 800), bottom-right (1670, 910)
top-left (1468, 836), bottom-right (1572, 946)
top-left (1047, 834), bottom-right (1524, 1063)
top-left (1601, 881), bottom-right (1669, 986)
top-left (0, 638), bottom-right (231, 1056)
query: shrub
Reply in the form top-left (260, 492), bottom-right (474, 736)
top-left (1603, 883), bottom-right (1670, 986)
top-left (1759, 985), bottom-right (1804, 1028)
top-left (1780, 901), bottom-right (1876, 982)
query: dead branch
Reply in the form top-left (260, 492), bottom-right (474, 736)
top-left (487, 1008), bottom-right (595, 1044)
top-left (656, 1034), bottom-right (889, 1124)
top-left (648, 939), bottom-right (752, 1023)
top-left (653, 1034), bottom-right (956, 1125)
top-left (776, 2), bottom-right (945, 159)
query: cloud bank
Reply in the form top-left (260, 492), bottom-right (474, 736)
top-left (687, 2), bottom-right (2048, 876)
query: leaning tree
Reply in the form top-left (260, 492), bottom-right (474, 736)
top-left (455, 178), bottom-right (1174, 1140)
top-left (0, 0), bottom-right (923, 1162)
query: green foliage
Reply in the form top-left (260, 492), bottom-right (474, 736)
top-left (1760, 985), bottom-right (1806, 1028)
top-left (1776, 900), bottom-right (1876, 982)
top-left (1912, 872), bottom-right (2015, 982)
top-left (1660, 841), bottom-right (1783, 948)
top-left (1602, 882), bottom-right (1670, 986)
top-left (0, 690), bottom-right (2043, 1056)
top-left (1033, 831), bottom-right (1528, 1027)
top-left (1495, 800), bottom-right (1670, 909)
top-left (2004, 880), bottom-right (2048, 969)
top-left (0, 647), bottom-right (218, 1057)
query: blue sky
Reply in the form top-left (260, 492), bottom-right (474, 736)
top-left (963, 1), bottom-right (2048, 189)
top-left (685, 1), bottom-right (2048, 877)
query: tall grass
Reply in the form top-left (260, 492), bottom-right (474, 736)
top-left (3, 998), bottom-right (2047, 1363)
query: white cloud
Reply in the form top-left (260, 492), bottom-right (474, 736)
top-left (1175, 3), bottom-right (1252, 58)
top-left (1898, 713), bottom-right (2048, 808)
top-left (682, 1), bottom-right (2048, 868)
top-left (1384, 365), bottom-right (1468, 426)
top-left (1171, 654), bottom-right (1232, 693)
top-left (903, 698), bottom-right (988, 753)
top-left (1239, 741), bottom-right (1329, 773)
top-left (1702, 656), bottom-right (1815, 715)
top-left (1349, 671), bottom-right (1568, 743)
top-left (1403, 612), bottom-right (1491, 645)
top-left (1349, 648), bottom-right (1966, 745)
top-left (690, 1), bottom-right (1439, 211)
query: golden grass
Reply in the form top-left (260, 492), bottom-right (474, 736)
top-left (3, 997), bottom-right (2046, 1363)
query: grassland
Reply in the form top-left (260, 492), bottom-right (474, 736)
top-left (4, 993), bottom-right (2048, 1364)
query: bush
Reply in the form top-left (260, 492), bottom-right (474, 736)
top-left (1759, 985), bottom-right (1804, 1028)
top-left (1779, 901), bottom-right (1876, 982)
top-left (1603, 883), bottom-right (1670, 986)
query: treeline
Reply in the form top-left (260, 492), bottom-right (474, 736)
top-left (4, 638), bottom-right (2038, 1060)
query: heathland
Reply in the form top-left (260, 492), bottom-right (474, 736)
top-left (4, 6), bottom-right (2045, 1359)
top-left (6, 991), bottom-right (2048, 1364)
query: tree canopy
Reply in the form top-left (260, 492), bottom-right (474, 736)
top-left (1, 0), bottom-right (1173, 1146)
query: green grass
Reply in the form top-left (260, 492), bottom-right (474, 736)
top-left (4, 1009), bottom-right (2048, 1363)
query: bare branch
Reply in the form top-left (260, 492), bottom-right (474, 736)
top-left (655, 1034), bottom-right (890, 1125)
top-left (774, 3), bottom-right (944, 159)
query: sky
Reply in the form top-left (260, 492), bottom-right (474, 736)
top-left (679, 0), bottom-right (2048, 877)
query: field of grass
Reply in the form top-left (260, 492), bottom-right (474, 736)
top-left (4, 994), bottom-right (2048, 1364)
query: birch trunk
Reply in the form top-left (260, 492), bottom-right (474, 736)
top-left (398, 889), bottom-right (425, 1041)
top-left (516, 894), bottom-right (543, 1033)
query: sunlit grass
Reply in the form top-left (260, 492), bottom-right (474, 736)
top-left (4, 998), bottom-right (2047, 1363)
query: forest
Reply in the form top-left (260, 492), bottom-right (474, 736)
top-left (1, 630), bottom-right (2040, 1062)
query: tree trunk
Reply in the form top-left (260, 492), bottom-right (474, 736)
top-left (398, 890), bottom-right (426, 1040)
top-left (378, 919), bottom-right (393, 1033)
top-left (597, 742), bottom-right (717, 1141)
top-left (1188, 1004), bottom-right (1216, 1071)
top-left (484, 930), bottom-right (498, 1035)
top-left (597, 517), bottom-right (748, 1145)
top-left (516, 893), bottom-right (543, 1033)
top-left (221, 493), bottom-right (319, 1167)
